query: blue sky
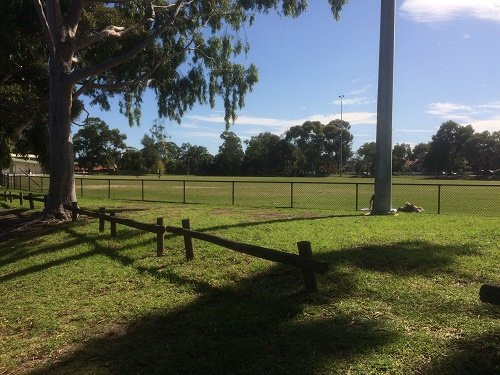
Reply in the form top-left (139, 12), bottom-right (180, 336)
top-left (81, 0), bottom-right (500, 154)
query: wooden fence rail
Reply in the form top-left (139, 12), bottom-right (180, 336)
top-left (165, 225), bottom-right (328, 274)
top-left (3, 192), bottom-right (328, 292)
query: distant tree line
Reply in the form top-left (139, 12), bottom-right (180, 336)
top-left (352, 121), bottom-right (499, 176)
top-left (71, 118), bottom-right (499, 177)
top-left (73, 119), bottom-right (354, 177)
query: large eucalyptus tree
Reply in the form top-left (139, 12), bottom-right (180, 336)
top-left (32, 0), bottom-right (347, 218)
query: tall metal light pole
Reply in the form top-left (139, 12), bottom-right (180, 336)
top-left (373, 0), bottom-right (395, 214)
top-left (339, 94), bottom-right (344, 177)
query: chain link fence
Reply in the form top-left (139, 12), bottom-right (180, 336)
top-left (2, 173), bottom-right (499, 215)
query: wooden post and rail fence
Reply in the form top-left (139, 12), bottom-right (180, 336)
top-left (2, 190), bottom-right (328, 292)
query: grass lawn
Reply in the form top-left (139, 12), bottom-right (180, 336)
top-left (0, 198), bottom-right (499, 374)
top-left (10, 175), bottom-right (500, 215)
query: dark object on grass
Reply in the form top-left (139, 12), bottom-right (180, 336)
top-left (479, 284), bottom-right (500, 305)
top-left (397, 202), bottom-right (424, 213)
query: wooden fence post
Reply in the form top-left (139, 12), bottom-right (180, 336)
top-left (29, 193), bottom-right (35, 209)
top-left (182, 218), bottom-right (194, 260)
top-left (71, 202), bottom-right (78, 222)
top-left (110, 211), bottom-right (117, 237)
top-left (19, 192), bottom-right (23, 206)
top-left (9, 191), bottom-right (13, 203)
top-left (99, 207), bottom-right (105, 233)
top-left (297, 241), bottom-right (317, 293)
top-left (156, 217), bottom-right (164, 256)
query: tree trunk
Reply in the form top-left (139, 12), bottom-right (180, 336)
top-left (45, 59), bottom-right (76, 219)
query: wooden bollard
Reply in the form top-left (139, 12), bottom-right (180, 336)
top-left (19, 192), bottom-right (23, 206)
top-left (182, 218), bottom-right (194, 260)
top-left (28, 193), bottom-right (34, 209)
top-left (297, 241), bottom-right (317, 293)
top-left (480, 284), bottom-right (500, 305)
top-left (110, 211), bottom-right (117, 237)
top-left (71, 202), bottom-right (78, 222)
top-left (156, 217), bottom-right (164, 257)
top-left (99, 207), bottom-right (105, 233)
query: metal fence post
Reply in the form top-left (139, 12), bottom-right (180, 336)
top-left (40, 177), bottom-right (43, 192)
top-left (290, 182), bottom-right (294, 208)
top-left (141, 180), bottom-right (144, 201)
top-left (13, 174), bottom-right (16, 190)
top-left (232, 181), bottom-right (235, 205)
top-left (108, 179), bottom-right (111, 199)
top-left (437, 184), bottom-right (441, 214)
top-left (28, 176), bottom-right (31, 191)
top-left (355, 183), bottom-right (359, 211)
top-left (183, 180), bottom-right (186, 204)
top-left (80, 178), bottom-right (83, 197)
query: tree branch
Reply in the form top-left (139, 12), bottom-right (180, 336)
top-left (78, 60), bottom-right (163, 94)
top-left (74, 24), bottom-right (131, 51)
top-left (68, 0), bottom-right (186, 83)
top-left (46, 0), bottom-right (64, 43)
top-left (33, 0), bottom-right (56, 58)
top-left (67, 0), bottom-right (87, 35)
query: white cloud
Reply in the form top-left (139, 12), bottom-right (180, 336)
top-left (426, 102), bottom-right (475, 122)
top-left (332, 96), bottom-right (376, 106)
top-left (478, 101), bottom-right (500, 110)
top-left (427, 101), bottom-right (500, 132)
top-left (187, 112), bottom-right (377, 133)
top-left (179, 123), bottom-right (200, 129)
top-left (470, 116), bottom-right (500, 132)
top-left (395, 128), bottom-right (436, 133)
top-left (349, 84), bottom-right (372, 96)
top-left (184, 131), bottom-right (222, 139)
top-left (400, 0), bottom-right (500, 23)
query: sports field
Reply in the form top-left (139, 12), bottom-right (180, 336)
top-left (1, 197), bottom-right (499, 374)
top-left (7, 174), bottom-right (500, 215)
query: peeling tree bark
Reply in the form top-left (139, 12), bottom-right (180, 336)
top-left (46, 60), bottom-right (77, 218)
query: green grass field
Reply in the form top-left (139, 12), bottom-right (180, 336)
top-left (9, 174), bottom-right (500, 215)
top-left (0, 197), bottom-right (499, 374)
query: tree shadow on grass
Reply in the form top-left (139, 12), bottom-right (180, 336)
top-left (422, 332), bottom-right (499, 375)
top-left (2, 213), bottom-right (490, 373)
top-left (30, 262), bottom-right (394, 375)
top-left (0, 227), bottom-right (154, 283)
top-left (320, 240), bottom-right (479, 277)
top-left (28, 238), bottom-right (485, 374)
